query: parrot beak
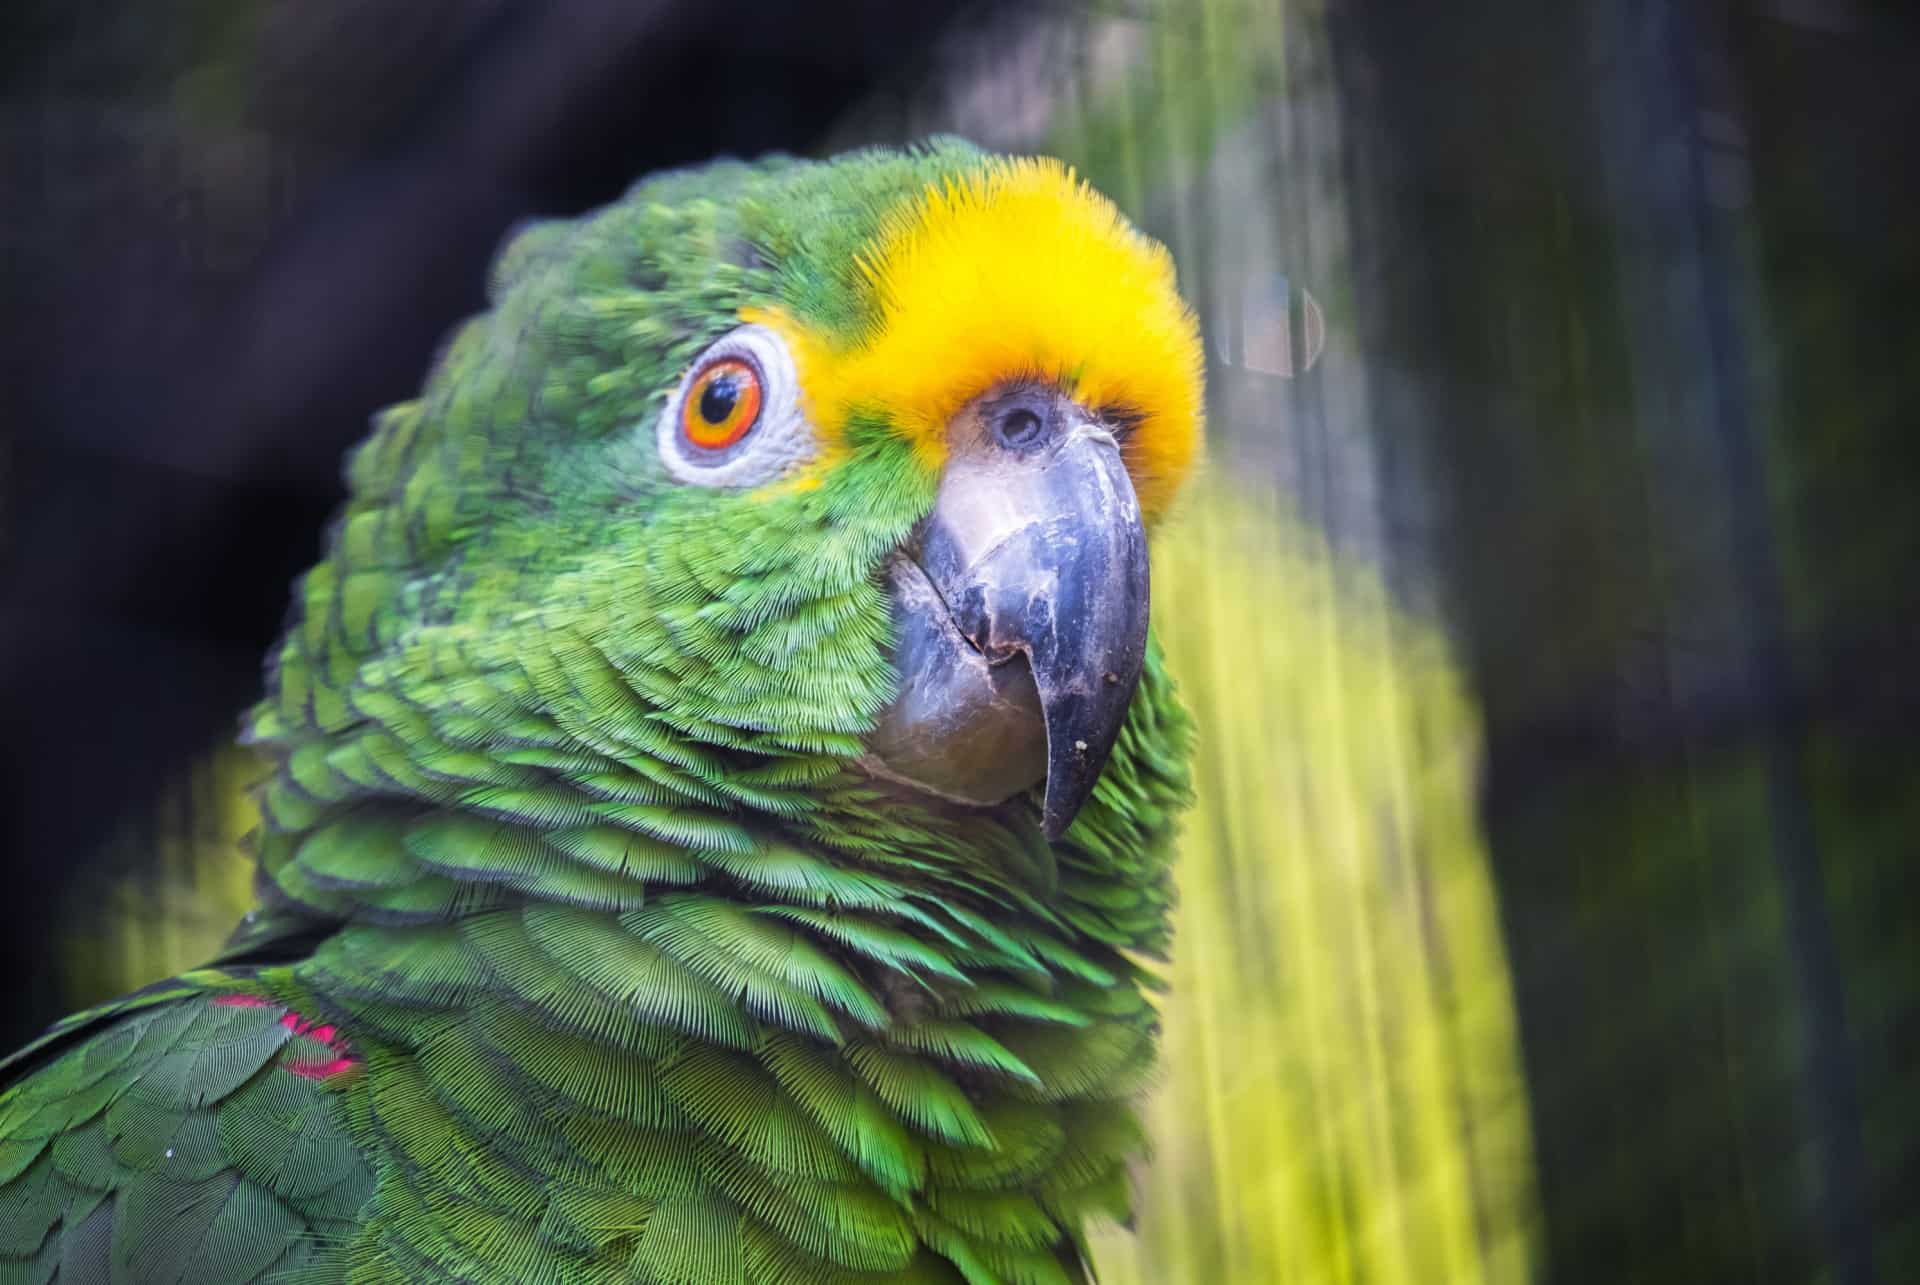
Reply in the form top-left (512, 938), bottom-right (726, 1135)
top-left (864, 386), bottom-right (1151, 839)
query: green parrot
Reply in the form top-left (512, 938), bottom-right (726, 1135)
top-left (0, 139), bottom-right (1202, 1284)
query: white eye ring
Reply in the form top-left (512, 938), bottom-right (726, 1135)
top-left (655, 323), bottom-right (815, 488)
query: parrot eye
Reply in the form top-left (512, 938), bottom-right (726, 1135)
top-left (655, 323), bottom-right (814, 487)
top-left (681, 357), bottom-right (762, 451)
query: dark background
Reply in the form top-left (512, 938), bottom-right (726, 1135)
top-left (3, 2), bottom-right (1916, 1281)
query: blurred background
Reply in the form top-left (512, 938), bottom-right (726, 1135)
top-left (2, 1), bottom-right (1915, 1281)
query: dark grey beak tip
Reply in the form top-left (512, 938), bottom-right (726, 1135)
top-left (1041, 768), bottom-right (1093, 842)
top-left (1041, 774), bottom-right (1078, 841)
top-left (1037, 652), bottom-right (1148, 840)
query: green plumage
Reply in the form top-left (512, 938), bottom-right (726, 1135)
top-left (0, 141), bottom-right (1192, 1283)
top-left (0, 978), bottom-right (376, 1283)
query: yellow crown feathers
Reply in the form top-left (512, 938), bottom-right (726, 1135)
top-left (749, 156), bottom-right (1204, 519)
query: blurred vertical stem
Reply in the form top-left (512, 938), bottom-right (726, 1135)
top-left (1090, 480), bottom-right (1538, 1284)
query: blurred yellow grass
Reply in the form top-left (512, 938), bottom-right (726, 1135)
top-left (62, 746), bottom-right (258, 1011)
top-left (1092, 478), bottom-right (1540, 1284)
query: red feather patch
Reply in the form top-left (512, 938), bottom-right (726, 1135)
top-left (213, 992), bottom-right (359, 1079)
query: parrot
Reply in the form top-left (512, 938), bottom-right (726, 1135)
top-left (0, 138), bottom-right (1202, 1284)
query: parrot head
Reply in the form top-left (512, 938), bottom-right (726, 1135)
top-left (258, 138), bottom-right (1200, 884)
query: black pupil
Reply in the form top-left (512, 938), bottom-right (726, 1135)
top-left (699, 373), bottom-right (740, 425)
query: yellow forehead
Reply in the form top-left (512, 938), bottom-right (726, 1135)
top-left (746, 156), bottom-right (1203, 519)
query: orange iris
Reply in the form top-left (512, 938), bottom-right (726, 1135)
top-left (681, 357), bottom-right (763, 451)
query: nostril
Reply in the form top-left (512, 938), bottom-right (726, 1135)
top-left (993, 406), bottom-right (1044, 449)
